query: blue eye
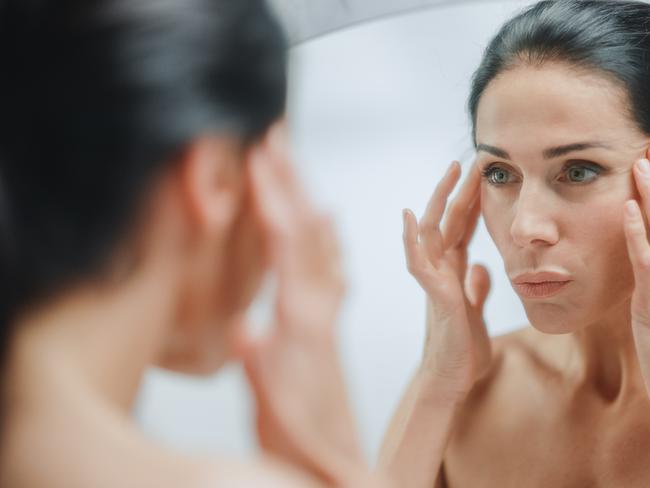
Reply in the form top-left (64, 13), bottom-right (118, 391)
top-left (562, 165), bottom-right (601, 183)
top-left (480, 163), bottom-right (603, 187)
top-left (481, 166), bottom-right (514, 186)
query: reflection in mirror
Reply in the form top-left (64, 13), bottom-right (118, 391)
top-left (137, 0), bottom-right (534, 460)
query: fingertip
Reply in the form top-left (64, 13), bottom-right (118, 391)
top-left (405, 209), bottom-right (420, 229)
top-left (636, 158), bottom-right (650, 176)
top-left (402, 209), bottom-right (417, 239)
top-left (447, 160), bottom-right (463, 178)
top-left (444, 161), bottom-right (459, 179)
top-left (626, 200), bottom-right (641, 219)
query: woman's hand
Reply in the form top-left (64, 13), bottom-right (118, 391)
top-left (624, 156), bottom-right (650, 398)
top-left (235, 125), bottom-right (376, 486)
top-left (403, 161), bottom-right (492, 400)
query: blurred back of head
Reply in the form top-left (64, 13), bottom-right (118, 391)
top-left (0, 0), bottom-right (287, 352)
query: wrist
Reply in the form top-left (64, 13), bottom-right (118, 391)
top-left (414, 365), bottom-right (471, 407)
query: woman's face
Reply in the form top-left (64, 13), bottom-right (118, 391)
top-left (476, 64), bottom-right (650, 333)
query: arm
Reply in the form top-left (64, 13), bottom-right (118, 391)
top-left (378, 370), bottom-right (460, 488)
top-left (378, 161), bottom-right (492, 488)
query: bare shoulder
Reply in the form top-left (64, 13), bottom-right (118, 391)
top-left (490, 324), bottom-right (575, 378)
top-left (463, 325), bottom-right (571, 411)
top-left (445, 325), bottom-right (573, 461)
top-left (1, 406), bottom-right (323, 488)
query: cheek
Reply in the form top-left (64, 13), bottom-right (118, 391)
top-left (579, 201), bottom-right (634, 297)
top-left (480, 186), bottom-right (511, 252)
top-left (480, 186), bottom-right (634, 291)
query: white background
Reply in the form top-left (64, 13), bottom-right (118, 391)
top-left (135, 0), bottom-right (534, 462)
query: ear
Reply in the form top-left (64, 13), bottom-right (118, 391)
top-left (178, 136), bottom-right (244, 236)
top-left (646, 146), bottom-right (650, 162)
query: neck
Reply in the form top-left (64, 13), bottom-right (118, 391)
top-left (5, 264), bottom-right (178, 415)
top-left (571, 297), bottom-right (645, 401)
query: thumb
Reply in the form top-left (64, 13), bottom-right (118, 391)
top-left (230, 325), bottom-right (259, 363)
top-left (231, 327), bottom-right (269, 402)
top-left (466, 263), bottom-right (491, 313)
top-left (240, 336), bottom-right (270, 393)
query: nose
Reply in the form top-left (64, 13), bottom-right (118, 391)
top-left (510, 184), bottom-right (559, 248)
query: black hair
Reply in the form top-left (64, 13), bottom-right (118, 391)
top-left (0, 0), bottom-right (287, 350)
top-left (468, 0), bottom-right (650, 143)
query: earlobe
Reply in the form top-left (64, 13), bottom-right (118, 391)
top-left (179, 136), bottom-right (243, 235)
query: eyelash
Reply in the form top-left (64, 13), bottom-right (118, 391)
top-left (480, 163), bottom-right (604, 187)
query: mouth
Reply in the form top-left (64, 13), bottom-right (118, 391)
top-left (513, 281), bottom-right (571, 299)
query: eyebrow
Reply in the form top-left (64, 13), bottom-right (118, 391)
top-left (476, 142), bottom-right (613, 160)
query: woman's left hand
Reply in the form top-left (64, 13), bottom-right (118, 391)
top-left (624, 155), bottom-right (650, 397)
top-left (234, 123), bottom-right (377, 486)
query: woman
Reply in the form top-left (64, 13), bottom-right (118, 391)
top-left (380, 1), bottom-right (650, 486)
top-left (0, 1), bottom-right (382, 486)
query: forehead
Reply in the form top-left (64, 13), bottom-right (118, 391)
top-left (475, 64), bottom-right (640, 149)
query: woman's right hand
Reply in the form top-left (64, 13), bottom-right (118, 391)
top-left (403, 161), bottom-right (492, 401)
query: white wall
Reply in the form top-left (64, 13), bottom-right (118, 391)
top-left (135, 0), bottom-right (534, 462)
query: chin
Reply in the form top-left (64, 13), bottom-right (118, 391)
top-left (187, 355), bottom-right (230, 376)
top-left (525, 304), bottom-right (581, 334)
top-left (156, 334), bottom-right (232, 377)
top-left (161, 352), bottom-right (230, 377)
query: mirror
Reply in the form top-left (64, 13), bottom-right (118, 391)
top-left (268, 0), bottom-right (487, 45)
top-left (135, 0), bottom-right (535, 459)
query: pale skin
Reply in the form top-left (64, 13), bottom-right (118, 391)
top-left (379, 63), bottom-right (650, 487)
top-left (0, 124), bottom-right (386, 487)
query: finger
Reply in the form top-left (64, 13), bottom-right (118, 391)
top-left (230, 325), bottom-right (256, 363)
top-left (459, 191), bottom-right (482, 249)
top-left (465, 263), bottom-right (491, 312)
top-left (315, 213), bottom-right (342, 267)
top-left (625, 186), bottom-right (650, 396)
top-left (264, 123), bottom-right (314, 218)
top-left (250, 124), bottom-right (315, 239)
top-left (421, 161), bottom-right (462, 263)
top-left (249, 145), bottom-right (305, 273)
top-left (442, 163), bottom-right (482, 249)
top-left (249, 145), bottom-right (292, 237)
top-left (403, 208), bottom-right (436, 273)
top-left (241, 337), bottom-right (268, 404)
top-left (634, 159), bottom-right (650, 230)
top-left (293, 212), bottom-right (345, 298)
top-left (624, 200), bottom-right (650, 302)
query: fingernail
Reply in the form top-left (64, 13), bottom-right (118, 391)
top-left (626, 200), bottom-right (640, 218)
top-left (637, 159), bottom-right (650, 176)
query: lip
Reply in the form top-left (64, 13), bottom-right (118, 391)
top-left (511, 271), bottom-right (573, 284)
top-left (510, 270), bottom-right (573, 299)
top-left (513, 281), bottom-right (571, 299)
